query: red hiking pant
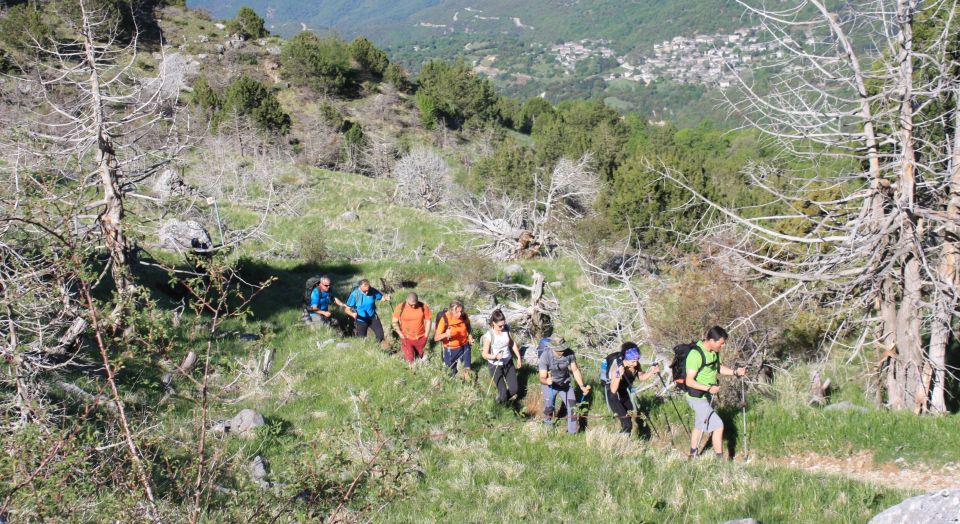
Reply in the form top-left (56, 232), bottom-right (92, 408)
top-left (401, 336), bottom-right (427, 363)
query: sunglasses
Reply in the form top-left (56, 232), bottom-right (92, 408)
top-left (494, 322), bottom-right (506, 328)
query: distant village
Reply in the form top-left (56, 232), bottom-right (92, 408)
top-left (552, 26), bottom-right (799, 89)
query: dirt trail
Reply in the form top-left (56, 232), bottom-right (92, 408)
top-left (762, 451), bottom-right (960, 492)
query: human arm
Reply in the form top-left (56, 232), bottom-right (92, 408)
top-left (569, 362), bottom-right (591, 395)
top-left (344, 291), bottom-right (359, 319)
top-left (480, 333), bottom-right (495, 361)
top-left (391, 308), bottom-right (405, 340)
top-left (433, 316), bottom-right (447, 342)
top-left (720, 364), bottom-right (747, 377)
top-left (609, 362), bottom-right (624, 393)
top-left (686, 367), bottom-right (718, 395)
top-left (538, 369), bottom-right (551, 385)
top-left (510, 337), bottom-right (522, 366)
top-left (638, 363), bottom-right (661, 381)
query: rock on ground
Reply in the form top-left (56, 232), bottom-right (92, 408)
top-left (340, 211), bottom-right (359, 221)
top-left (723, 520), bottom-right (759, 524)
top-left (152, 168), bottom-right (187, 200)
top-left (231, 409), bottom-right (265, 438)
top-left (870, 489), bottom-right (960, 524)
top-left (159, 219), bottom-right (213, 253)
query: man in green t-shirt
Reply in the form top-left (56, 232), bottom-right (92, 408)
top-left (685, 326), bottom-right (746, 460)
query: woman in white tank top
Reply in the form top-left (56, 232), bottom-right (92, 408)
top-left (480, 309), bottom-right (523, 404)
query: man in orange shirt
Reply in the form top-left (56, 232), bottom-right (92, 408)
top-left (391, 293), bottom-right (432, 364)
top-left (434, 300), bottom-right (474, 376)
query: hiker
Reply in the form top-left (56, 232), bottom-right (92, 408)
top-left (305, 275), bottom-right (346, 324)
top-left (344, 279), bottom-right (391, 342)
top-left (391, 293), bottom-right (432, 363)
top-left (605, 342), bottom-right (660, 434)
top-left (538, 336), bottom-right (591, 434)
top-left (683, 326), bottom-right (746, 459)
top-left (480, 309), bottom-right (523, 404)
top-left (434, 300), bottom-right (474, 376)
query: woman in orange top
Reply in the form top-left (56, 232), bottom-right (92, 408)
top-left (433, 300), bottom-right (474, 376)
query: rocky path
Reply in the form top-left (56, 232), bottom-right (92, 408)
top-left (763, 452), bottom-right (960, 492)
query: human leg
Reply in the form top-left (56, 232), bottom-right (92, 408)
top-left (542, 384), bottom-right (555, 423)
top-left (606, 388), bottom-right (632, 434)
top-left (410, 337), bottom-right (427, 359)
top-left (489, 364), bottom-right (508, 403)
top-left (564, 386), bottom-right (577, 434)
top-left (355, 320), bottom-right (369, 338)
top-left (504, 361), bottom-right (519, 399)
top-left (459, 343), bottom-right (472, 370)
top-left (369, 317), bottom-right (385, 343)
top-left (401, 338), bottom-right (415, 363)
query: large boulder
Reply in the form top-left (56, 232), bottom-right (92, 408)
top-left (159, 219), bottom-right (213, 253)
top-left (870, 489), bottom-right (960, 523)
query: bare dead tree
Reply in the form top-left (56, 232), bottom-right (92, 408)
top-left (453, 154), bottom-right (600, 260)
top-left (2, 0), bottom-right (186, 306)
top-left (666, 0), bottom-right (960, 412)
top-left (392, 146), bottom-right (451, 211)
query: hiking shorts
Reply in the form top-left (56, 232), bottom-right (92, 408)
top-left (686, 395), bottom-right (723, 433)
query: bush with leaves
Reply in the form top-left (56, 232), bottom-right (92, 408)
top-left (349, 36), bottom-right (389, 77)
top-left (0, 2), bottom-right (50, 60)
top-left (227, 6), bottom-right (268, 39)
top-left (416, 59), bottom-right (500, 128)
top-left (281, 31), bottom-right (352, 95)
top-left (385, 63), bottom-right (411, 92)
top-left (222, 75), bottom-right (291, 134)
top-left (415, 91), bottom-right (438, 129)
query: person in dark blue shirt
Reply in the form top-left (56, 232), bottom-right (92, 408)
top-left (345, 279), bottom-right (392, 342)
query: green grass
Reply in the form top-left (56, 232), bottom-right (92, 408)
top-left (118, 160), bottom-right (948, 521)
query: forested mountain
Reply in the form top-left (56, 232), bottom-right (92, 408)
top-left (188, 0), bottom-right (758, 124)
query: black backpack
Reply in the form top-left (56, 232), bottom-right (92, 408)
top-left (303, 276), bottom-right (323, 307)
top-left (670, 342), bottom-right (708, 397)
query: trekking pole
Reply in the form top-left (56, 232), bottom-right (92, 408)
top-left (656, 373), bottom-right (691, 439)
top-left (631, 389), bottom-right (662, 441)
top-left (741, 375), bottom-right (749, 462)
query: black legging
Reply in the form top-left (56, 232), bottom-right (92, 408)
top-left (488, 360), bottom-right (518, 404)
top-left (355, 316), bottom-right (384, 342)
top-left (605, 386), bottom-right (635, 434)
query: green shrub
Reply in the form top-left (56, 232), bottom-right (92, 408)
top-left (343, 121), bottom-right (365, 147)
top-left (349, 36), bottom-right (389, 76)
top-left (0, 3), bottom-right (50, 56)
top-left (227, 6), bottom-right (268, 39)
top-left (299, 231), bottom-right (328, 265)
top-left (223, 75), bottom-right (291, 134)
top-left (281, 32), bottom-right (352, 94)
top-left (385, 63), bottom-right (411, 92)
top-left (416, 59), bottom-right (500, 128)
top-left (415, 91), bottom-right (437, 129)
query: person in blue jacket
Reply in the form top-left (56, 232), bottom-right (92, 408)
top-left (344, 279), bottom-right (392, 342)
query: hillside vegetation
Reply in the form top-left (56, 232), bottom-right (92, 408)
top-left (1, 2), bottom-right (958, 522)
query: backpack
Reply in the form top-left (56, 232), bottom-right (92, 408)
top-left (303, 276), bottom-right (323, 307)
top-left (670, 342), bottom-right (707, 396)
top-left (599, 351), bottom-right (624, 385)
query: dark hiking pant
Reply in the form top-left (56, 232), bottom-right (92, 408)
top-left (488, 360), bottom-right (518, 403)
top-left (442, 344), bottom-right (471, 375)
top-left (355, 316), bottom-right (384, 342)
top-left (605, 387), bottom-right (635, 434)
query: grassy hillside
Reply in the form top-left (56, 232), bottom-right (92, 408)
top-left (177, 170), bottom-right (947, 522)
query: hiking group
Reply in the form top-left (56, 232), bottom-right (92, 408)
top-left (304, 275), bottom-right (748, 456)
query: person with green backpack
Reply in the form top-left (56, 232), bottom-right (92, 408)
top-left (680, 326), bottom-right (746, 460)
